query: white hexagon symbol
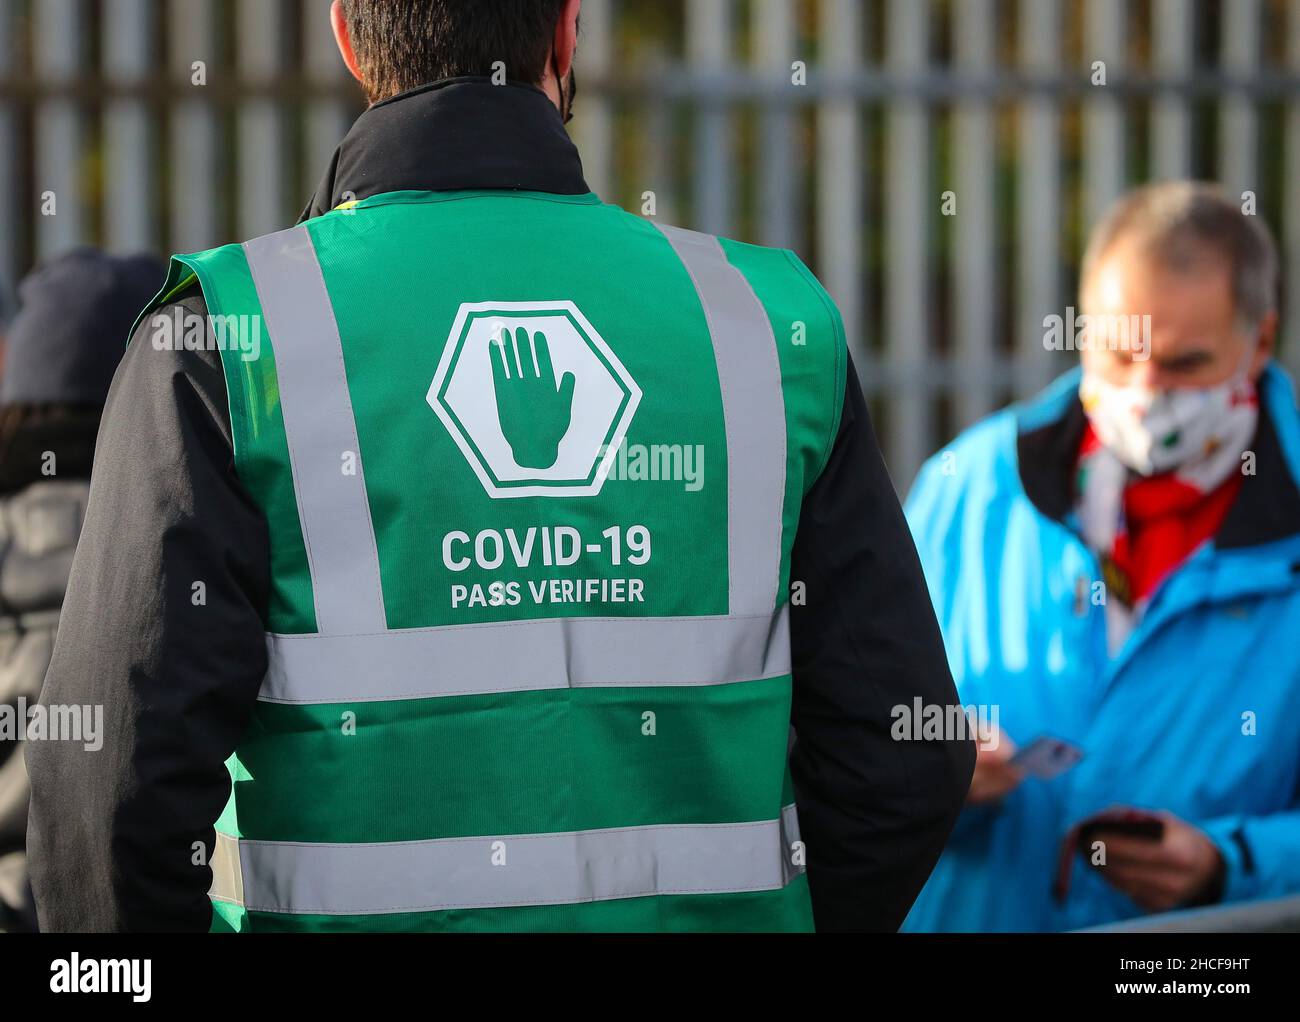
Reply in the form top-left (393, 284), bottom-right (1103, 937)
top-left (427, 301), bottom-right (642, 499)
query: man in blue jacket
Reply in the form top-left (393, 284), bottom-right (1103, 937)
top-left (904, 181), bottom-right (1300, 931)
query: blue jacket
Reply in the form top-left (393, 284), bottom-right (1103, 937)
top-left (902, 364), bottom-right (1300, 932)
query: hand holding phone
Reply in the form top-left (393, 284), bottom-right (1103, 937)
top-left (1054, 807), bottom-right (1167, 902)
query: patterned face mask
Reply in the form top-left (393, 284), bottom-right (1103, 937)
top-left (1076, 350), bottom-right (1260, 654)
top-left (1079, 352), bottom-right (1259, 480)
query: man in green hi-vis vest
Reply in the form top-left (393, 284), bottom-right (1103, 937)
top-left (28, 0), bottom-right (973, 933)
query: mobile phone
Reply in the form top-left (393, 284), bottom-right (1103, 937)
top-left (1009, 735), bottom-right (1084, 780)
top-left (1078, 815), bottom-right (1165, 845)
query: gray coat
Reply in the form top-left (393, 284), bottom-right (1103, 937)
top-left (0, 480), bottom-right (88, 931)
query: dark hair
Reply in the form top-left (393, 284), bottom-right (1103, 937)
top-left (340, 0), bottom-right (567, 104)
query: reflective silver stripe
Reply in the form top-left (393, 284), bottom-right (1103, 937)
top-left (243, 226), bottom-right (387, 635)
top-left (209, 805), bottom-right (803, 916)
top-left (262, 606), bottom-right (790, 704)
top-left (655, 224), bottom-right (788, 617)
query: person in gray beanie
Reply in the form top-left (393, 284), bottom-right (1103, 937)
top-left (0, 249), bottom-right (165, 932)
top-left (1, 249), bottom-right (166, 408)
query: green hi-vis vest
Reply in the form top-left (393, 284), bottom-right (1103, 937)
top-left (152, 189), bottom-right (847, 932)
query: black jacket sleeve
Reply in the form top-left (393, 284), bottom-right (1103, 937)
top-left (25, 291), bottom-right (271, 932)
top-left (789, 353), bottom-right (975, 932)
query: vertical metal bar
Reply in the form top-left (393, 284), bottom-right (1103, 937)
top-left (0, 0), bottom-right (20, 291)
top-left (574, 0), bottom-right (614, 202)
top-left (1285, 0), bottom-right (1300, 375)
top-left (1084, 0), bottom-right (1126, 227)
top-left (1017, 0), bottom-right (1063, 398)
top-left (885, 0), bottom-right (931, 484)
top-left (303, 0), bottom-right (353, 202)
top-left (754, 0), bottom-right (797, 250)
top-left (1219, 0), bottom-right (1260, 200)
top-left (34, 0), bottom-right (86, 258)
top-left (953, 0), bottom-right (997, 424)
top-left (688, 0), bottom-right (732, 236)
top-left (237, 0), bottom-right (287, 238)
top-left (816, 0), bottom-right (863, 367)
top-left (1152, 0), bottom-right (1194, 181)
top-left (105, 0), bottom-right (156, 252)
top-left (169, 0), bottom-right (219, 253)
top-left (645, 50), bottom-right (679, 225)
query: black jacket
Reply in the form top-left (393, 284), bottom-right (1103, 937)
top-left (26, 79), bottom-right (973, 933)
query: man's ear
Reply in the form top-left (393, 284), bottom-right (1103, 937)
top-left (331, 0), bottom-right (365, 85)
top-left (1249, 309), bottom-right (1278, 380)
top-left (551, 0), bottom-right (582, 80)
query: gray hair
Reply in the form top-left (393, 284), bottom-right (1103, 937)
top-left (1081, 181), bottom-right (1279, 331)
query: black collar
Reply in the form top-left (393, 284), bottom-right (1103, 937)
top-left (1017, 389), bottom-right (1300, 551)
top-left (1218, 407), bottom-right (1300, 549)
top-left (301, 77), bottom-right (589, 221)
top-left (1018, 395), bottom-right (1087, 525)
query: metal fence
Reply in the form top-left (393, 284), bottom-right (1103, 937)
top-left (1085, 892), bottom-right (1300, 931)
top-left (1, 0), bottom-right (1298, 486)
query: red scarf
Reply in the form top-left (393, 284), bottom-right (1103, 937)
top-left (1079, 425), bottom-right (1242, 604)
